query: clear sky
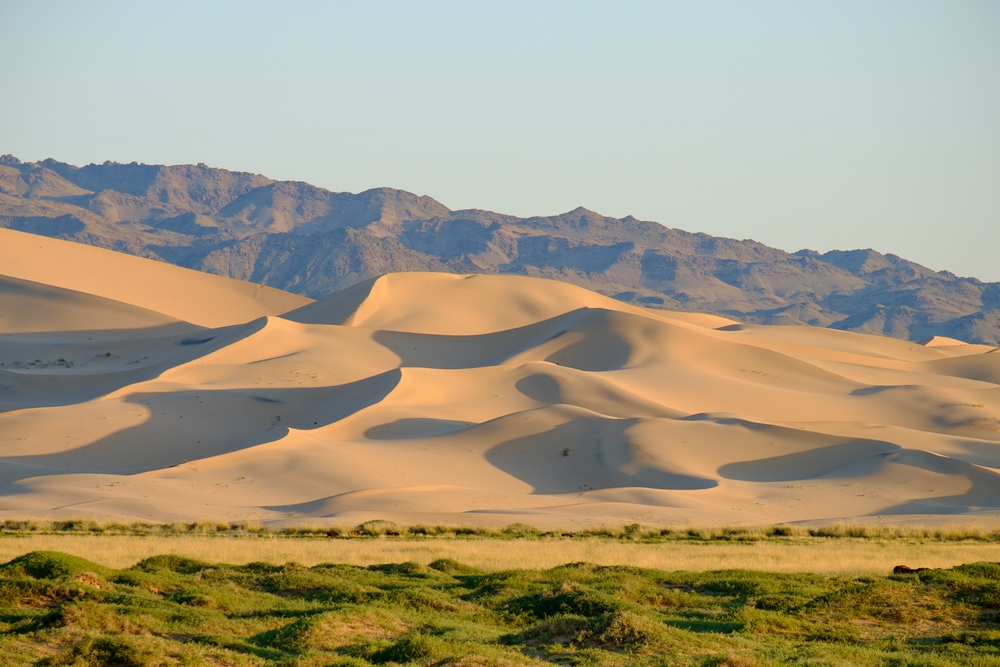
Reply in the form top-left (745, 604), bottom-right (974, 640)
top-left (2, 1), bottom-right (998, 280)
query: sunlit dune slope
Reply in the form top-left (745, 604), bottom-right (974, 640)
top-left (0, 274), bottom-right (188, 334)
top-left (0, 228), bottom-right (311, 328)
top-left (1, 246), bottom-right (999, 527)
top-left (283, 272), bottom-right (721, 335)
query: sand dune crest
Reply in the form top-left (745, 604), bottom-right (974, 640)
top-left (1, 242), bottom-right (999, 527)
top-left (0, 228), bottom-right (311, 327)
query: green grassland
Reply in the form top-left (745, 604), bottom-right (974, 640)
top-left (1, 550), bottom-right (999, 666)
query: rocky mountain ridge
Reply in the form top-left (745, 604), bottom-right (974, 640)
top-left (2, 154), bottom-right (997, 343)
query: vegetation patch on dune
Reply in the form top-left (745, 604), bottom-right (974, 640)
top-left (1, 551), bottom-right (999, 666)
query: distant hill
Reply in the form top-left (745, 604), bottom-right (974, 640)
top-left (2, 154), bottom-right (997, 344)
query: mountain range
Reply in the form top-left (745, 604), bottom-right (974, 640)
top-left (2, 154), bottom-right (997, 344)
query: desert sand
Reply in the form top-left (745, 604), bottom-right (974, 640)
top-left (1, 228), bottom-right (998, 528)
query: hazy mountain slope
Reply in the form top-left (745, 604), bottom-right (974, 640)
top-left (2, 154), bottom-right (996, 344)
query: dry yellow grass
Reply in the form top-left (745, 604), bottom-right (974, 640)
top-left (1, 535), bottom-right (997, 574)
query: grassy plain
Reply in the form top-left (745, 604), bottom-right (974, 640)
top-left (2, 524), bottom-right (998, 665)
top-left (2, 550), bottom-right (1000, 666)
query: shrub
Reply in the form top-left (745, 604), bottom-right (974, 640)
top-left (500, 523), bottom-right (542, 537)
top-left (1, 551), bottom-right (111, 580)
top-left (371, 633), bottom-right (452, 664)
top-left (597, 610), bottom-right (667, 652)
top-left (429, 558), bottom-right (481, 576)
top-left (368, 561), bottom-right (425, 576)
top-left (622, 523), bottom-right (645, 540)
top-left (38, 637), bottom-right (153, 667)
top-left (505, 581), bottom-right (625, 619)
top-left (359, 520), bottom-right (402, 536)
top-left (132, 554), bottom-right (211, 575)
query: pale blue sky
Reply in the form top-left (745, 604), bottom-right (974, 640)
top-left (2, 1), bottom-right (998, 280)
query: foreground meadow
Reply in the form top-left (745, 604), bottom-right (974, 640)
top-left (2, 549), bottom-right (1000, 666)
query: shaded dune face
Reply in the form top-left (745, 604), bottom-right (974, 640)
top-left (1, 244), bottom-right (999, 527)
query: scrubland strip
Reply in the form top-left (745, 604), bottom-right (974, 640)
top-left (0, 534), bottom-right (997, 573)
top-left (4, 518), bottom-right (1000, 541)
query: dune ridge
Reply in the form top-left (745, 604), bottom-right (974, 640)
top-left (0, 228), bottom-right (310, 328)
top-left (1, 236), bottom-right (999, 528)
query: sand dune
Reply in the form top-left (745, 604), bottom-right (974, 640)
top-left (1, 239), bottom-right (999, 527)
top-left (0, 228), bottom-right (310, 328)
